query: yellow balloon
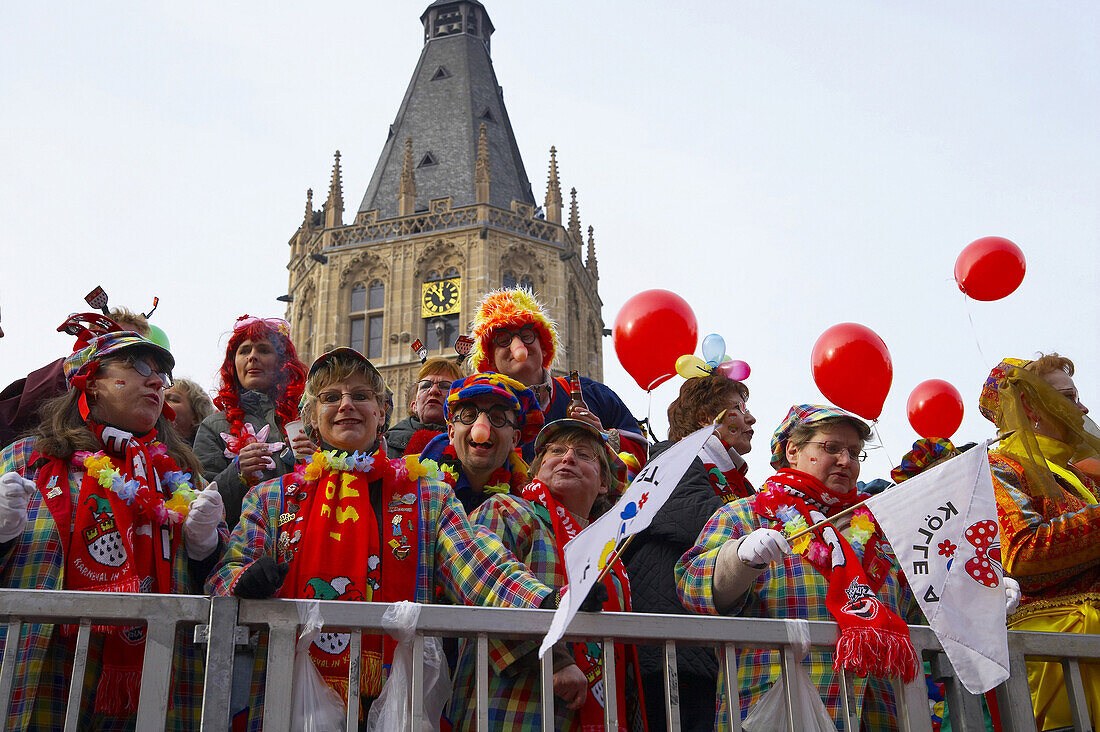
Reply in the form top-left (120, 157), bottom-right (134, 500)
top-left (675, 354), bottom-right (709, 379)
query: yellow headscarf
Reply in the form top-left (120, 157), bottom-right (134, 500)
top-left (985, 360), bottom-right (1100, 503)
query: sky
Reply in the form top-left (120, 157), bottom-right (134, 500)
top-left (2, 2), bottom-right (1097, 486)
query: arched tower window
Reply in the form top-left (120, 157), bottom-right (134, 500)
top-left (350, 280), bottom-right (384, 358)
top-left (502, 271), bottom-right (534, 292)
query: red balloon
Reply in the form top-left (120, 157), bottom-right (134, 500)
top-left (613, 290), bottom-right (698, 391)
top-left (811, 323), bottom-right (892, 420)
top-left (907, 379), bottom-right (964, 439)
top-left (954, 236), bottom-right (1026, 301)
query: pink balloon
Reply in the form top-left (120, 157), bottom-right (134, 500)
top-left (717, 360), bottom-right (750, 381)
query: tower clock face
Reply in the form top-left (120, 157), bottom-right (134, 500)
top-left (421, 277), bottom-right (461, 317)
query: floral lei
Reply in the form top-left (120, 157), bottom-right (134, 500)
top-left (293, 447), bottom-right (446, 488)
top-left (418, 444), bottom-right (526, 497)
top-left (754, 483), bottom-right (877, 566)
top-left (80, 443), bottom-right (198, 524)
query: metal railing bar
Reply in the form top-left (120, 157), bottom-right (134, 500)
top-left (998, 648), bottom-right (1038, 732)
top-left (663, 639), bottom-right (680, 732)
top-left (346, 631), bottom-right (361, 732)
top-left (261, 618), bottom-right (297, 732)
top-left (839, 669), bottom-right (856, 732)
top-left (62, 620), bottom-right (91, 732)
top-left (602, 637), bottom-right (617, 731)
top-left (1062, 657), bottom-right (1090, 731)
top-left (200, 595), bottom-right (237, 731)
top-left (778, 645), bottom-right (797, 732)
top-left (928, 651), bottom-right (981, 732)
top-left (0, 618), bottom-right (21, 730)
top-left (895, 670), bottom-right (935, 732)
top-left (410, 633), bottom-right (425, 732)
top-left (721, 642), bottom-right (741, 732)
top-left (11, 590), bottom-right (1100, 732)
top-left (539, 649), bottom-right (554, 732)
top-left (475, 632), bottom-right (488, 732)
top-left (135, 619), bottom-right (176, 731)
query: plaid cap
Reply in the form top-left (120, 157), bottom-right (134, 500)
top-left (978, 358), bottom-right (1032, 423)
top-left (770, 403), bottom-right (870, 468)
top-left (468, 288), bottom-right (560, 373)
top-left (63, 330), bottom-right (175, 386)
top-left (533, 418), bottom-right (628, 496)
top-left (445, 372), bottom-right (544, 444)
top-left (890, 438), bottom-right (956, 483)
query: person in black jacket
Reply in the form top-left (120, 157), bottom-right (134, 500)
top-left (622, 372), bottom-right (756, 731)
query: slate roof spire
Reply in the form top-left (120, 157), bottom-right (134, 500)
top-left (545, 146), bottom-right (562, 224)
top-left (358, 1), bottom-right (535, 219)
top-left (324, 150), bottom-right (343, 228)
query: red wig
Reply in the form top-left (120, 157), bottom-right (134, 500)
top-left (213, 315), bottom-right (306, 439)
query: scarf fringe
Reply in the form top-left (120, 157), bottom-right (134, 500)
top-left (834, 627), bottom-right (918, 682)
top-left (94, 665), bottom-right (142, 715)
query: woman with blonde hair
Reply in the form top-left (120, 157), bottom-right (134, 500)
top-left (982, 353), bottom-right (1100, 729)
top-left (207, 348), bottom-right (553, 727)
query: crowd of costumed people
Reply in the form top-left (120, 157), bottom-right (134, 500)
top-left (0, 236), bottom-right (1096, 732)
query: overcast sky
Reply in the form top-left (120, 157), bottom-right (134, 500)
top-left (2, 2), bottom-right (1096, 485)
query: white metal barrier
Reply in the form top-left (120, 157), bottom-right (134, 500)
top-left (2, 589), bottom-right (1099, 731)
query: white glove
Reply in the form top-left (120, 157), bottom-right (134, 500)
top-left (1004, 576), bottom-right (1022, 616)
top-left (737, 528), bottom-right (790, 569)
top-left (184, 482), bottom-right (224, 560)
top-left (0, 472), bottom-right (36, 543)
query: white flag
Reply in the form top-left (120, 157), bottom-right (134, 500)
top-left (538, 426), bottom-right (713, 658)
top-left (864, 442), bottom-right (1009, 693)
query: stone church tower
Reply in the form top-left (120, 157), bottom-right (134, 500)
top-left (283, 0), bottom-right (605, 409)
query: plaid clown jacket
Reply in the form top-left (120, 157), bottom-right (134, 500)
top-left (675, 495), bottom-right (919, 732)
top-left (0, 437), bottom-right (224, 731)
top-left (449, 493), bottom-right (646, 732)
top-left (205, 470), bottom-right (553, 731)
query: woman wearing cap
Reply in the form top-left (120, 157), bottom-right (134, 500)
top-left (193, 315), bottom-right (308, 527)
top-left (449, 418), bottom-right (646, 731)
top-left (0, 321), bottom-right (226, 729)
top-left (206, 348), bottom-right (553, 727)
top-left (676, 405), bottom-right (919, 730)
top-left (981, 354), bottom-right (1100, 729)
top-left (624, 372), bottom-right (755, 732)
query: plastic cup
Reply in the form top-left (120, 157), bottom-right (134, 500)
top-left (285, 420), bottom-right (306, 446)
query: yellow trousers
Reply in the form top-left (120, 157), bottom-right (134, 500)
top-left (1009, 601), bottom-right (1100, 730)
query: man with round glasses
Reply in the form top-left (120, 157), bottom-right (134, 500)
top-left (468, 288), bottom-right (647, 466)
top-left (416, 372), bottom-right (543, 513)
top-left (385, 356), bottom-right (464, 457)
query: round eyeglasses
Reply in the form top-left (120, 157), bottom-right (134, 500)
top-left (491, 326), bottom-right (538, 349)
top-left (451, 404), bottom-right (516, 428)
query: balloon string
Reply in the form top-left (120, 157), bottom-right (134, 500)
top-left (647, 389), bottom-right (655, 441)
top-left (963, 291), bottom-right (986, 362)
top-left (872, 420), bottom-right (894, 473)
